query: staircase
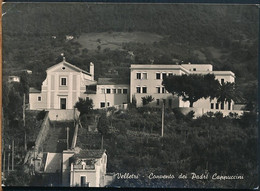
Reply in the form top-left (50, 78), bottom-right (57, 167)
top-left (42, 121), bottom-right (75, 153)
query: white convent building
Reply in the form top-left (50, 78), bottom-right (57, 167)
top-left (29, 58), bottom-right (241, 117)
top-left (130, 63), bottom-right (235, 111)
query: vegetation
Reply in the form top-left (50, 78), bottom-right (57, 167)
top-left (77, 106), bottom-right (257, 188)
top-left (216, 82), bottom-right (237, 105)
top-left (97, 112), bottom-right (110, 150)
top-left (4, 167), bottom-right (32, 186)
top-left (2, 4), bottom-right (258, 95)
top-left (162, 74), bottom-right (220, 107)
top-left (141, 95), bottom-right (154, 106)
top-left (74, 98), bottom-right (93, 116)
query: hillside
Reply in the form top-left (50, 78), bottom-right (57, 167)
top-left (2, 3), bottom-right (258, 99)
top-left (76, 108), bottom-right (257, 188)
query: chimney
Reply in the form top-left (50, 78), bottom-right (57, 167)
top-left (90, 62), bottom-right (94, 80)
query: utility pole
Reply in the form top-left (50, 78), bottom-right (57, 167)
top-left (34, 147), bottom-right (36, 174)
top-left (161, 102), bottom-right (164, 137)
top-left (2, 108), bottom-right (5, 177)
top-left (12, 140), bottom-right (14, 171)
top-left (3, 150), bottom-right (6, 176)
top-left (23, 93), bottom-right (27, 151)
top-left (7, 151), bottom-right (10, 173)
top-left (66, 127), bottom-right (69, 150)
top-left (101, 135), bottom-right (103, 150)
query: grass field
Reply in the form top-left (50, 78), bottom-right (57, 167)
top-left (75, 32), bottom-right (163, 51)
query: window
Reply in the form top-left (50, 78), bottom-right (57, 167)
top-left (169, 99), bottom-right (172, 107)
top-left (215, 103), bottom-right (219, 109)
top-left (163, 99), bottom-right (166, 105)
top-left (100, 102), bottom-right (105, 108)
top-left (221, 79), bottom-right (224, 85)
top-left (123, 89), bottom-right (128, 94)
top-left (86, 85), bottom-right (96, 92)
top-left (228, 102), bottom-right (231, 110)
top-left (162, 73), bottom-right (167, 80)
top-left (106, 89), bottom-right (111, 94)
top-left (156, 99), bottom-right (160, 106)
top-left (162, 87), bottom-right (165, 93)
top-left (101, 88), bottom-right (105, 94)
top-left (86, 97), bottom-right (90, 100)
top-left (156, 73), bottom-right (160, 79)
top-left (142, 73), bottom-right (147, 79)
top-left (168, 73), bottom-right (173, 76)
top-left (211, 103), bottom-right (214, 109)
top-left (193, 68), bottom-right (196, 71)
top-left (107, 102), bottom-right (110, 107)
top-left (60, 77), bottom-right (67, 86)
top-left (156, 87), bottom-right (160, 93)
top-left (118, 89), bottom-right (122, 94)
top-left (136, 87), bottom-right (141, 93)
top-left (113, 89), bottom-right (116, 94)
top-left (142, 87), bottom-right (147, 94)
top-left (137, 73), bottom-right (141, 79)
top-left (221, 102), bottom-right (224, 110)
top-left (38, 96), bottom-right (41, 101)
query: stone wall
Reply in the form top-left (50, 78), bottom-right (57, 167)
top-left (24, 111), bottom-right (51, 165)
top-left (35, 111), bottom-right (51, 152)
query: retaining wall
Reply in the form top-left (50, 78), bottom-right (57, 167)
top-left (35, 111), bottom-right (51, 152)
top-left (178, 107), bottom-right (245, 118)
top-left (71, 122), bottom-right (79, 149)
top-left (48, 109), bottom-right (80, 121)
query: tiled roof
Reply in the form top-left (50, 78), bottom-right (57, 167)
top-left (29, 87), bottom-right (41, 93)
top-left (97, 78), bottom-right (129, 85)
top-left (74, 149), bottom-right (105, 159)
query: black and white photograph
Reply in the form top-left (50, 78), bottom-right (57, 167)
top-left (1, 2), bottom-right (259, 189)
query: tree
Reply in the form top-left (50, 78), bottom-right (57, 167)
top-left (97, 113), bottom-right (109, 149)
top-left (97, 45), bottom-right (101, 51)
top-left (4, 170), bottom-right (31, 186)
top-left (36, 110), bottom-right (46, 121)
top-left (20, 72), bottom-right (30, 95)
top-left (130, 95), bottom-right (137, 108)
top-left (216, 82), bottom-right (236, 105)
top-left (74, 98), bottom-right (93, 116)
top-left (141, 95), bottom-right (154, 106)
top-left (162, 74), bottom-right (220, 107)
top-left (243, 82), bottom-right (257, 112)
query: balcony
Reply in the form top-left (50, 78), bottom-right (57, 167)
top-left (73, 164), bottom-right (95, 170)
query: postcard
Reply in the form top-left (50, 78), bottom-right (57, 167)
top-left (1, 2), bottom-right (258, 189)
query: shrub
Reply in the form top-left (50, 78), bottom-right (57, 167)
top-left (141, 95), bottom-right (154, 106)
top-left (36, 110), bottom-right (46, 121)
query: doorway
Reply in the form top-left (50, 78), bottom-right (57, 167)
top-left (60, 98), bottom-right (66, 109)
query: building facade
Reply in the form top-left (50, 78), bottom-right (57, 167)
top-left (29, 58), bottom-right (96, 110)
top-left (130, 64), bottom-right (235, 111)
top-left (29, 58), bottom-right (235, 113)
top-left (29, 58), bottom-right (129, 110)
top-left (60, 149), bottom-right (107, 187)
top-left (8, 75), bottom-right (20, 83)
top-left (86, 78), bottom-right (129, 109)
